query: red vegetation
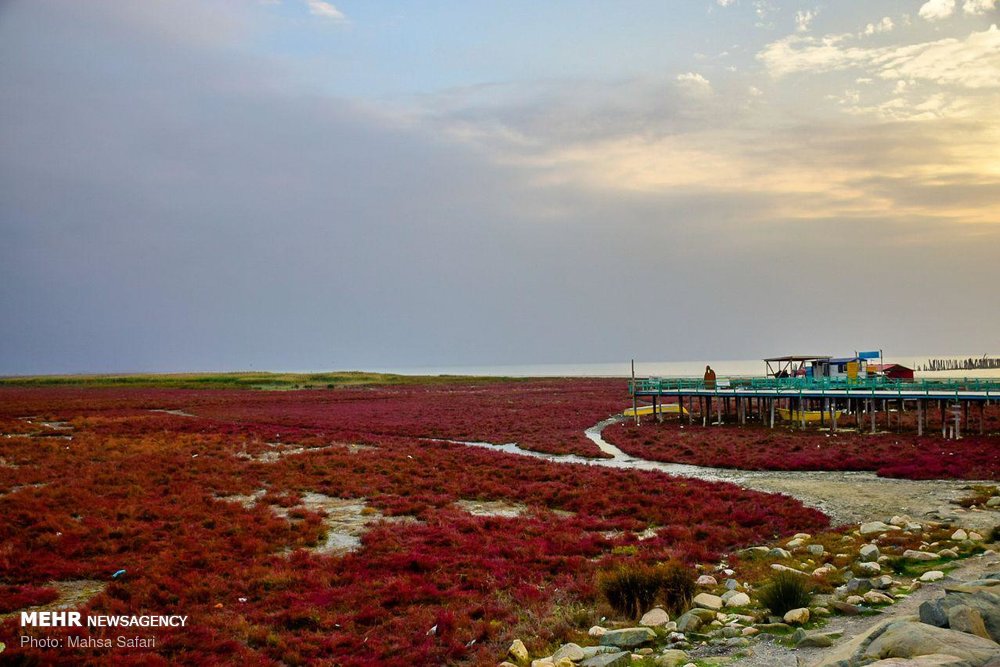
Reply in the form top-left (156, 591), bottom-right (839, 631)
top-left (0, 584), bottom-right (60, 613)
top-left (0, 382), bottom-right (827, 665)
top-left (604, 411), bottom-right (1000, 480)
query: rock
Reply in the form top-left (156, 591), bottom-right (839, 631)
top-left (847, 595), bottom-right (865, 605)
top-left (867, 655), bottom-right (983, 665)
top-left (784, 608), bottom-right (810, 625)
top-left (788, 538), bottom-right (807, 549)
top-left (928, 583), bottom-right (1000, 642)
top-left (874, 575), bottom-right (896, 590)
top-left (599, 627), bottom-right (656, 649)
top-left (890, 515), bottom-right (911, 526)
top-left (797, 631), bottom-right (841, 648)
top-left (922, 571), bottom-right (947, 582)
top-left (654, 649), bottom-right (690, 667)
top-left (725, 578), bottom-right (739, 590)
top-left (509, 639), bottom-right (530, 664)
top-left (861, 544), bottom-right (882, 562)
top-left (530, 660), bottom-right (553, 667)
top-left (940, 549), bottom-right (960, 559)
top-left (969, 532), bottom-right (984, 541)
top-left (846, 578), bottom-right (875, 595)
top-left (831, 601), bottom-right (862, 615)
top-left (809, 544), bottom-right (826, 556)
top-left (953, 530), bottom-right (970, 541)
top-left (742, 627), bottom-right (760, 636)
top-left (862, 620), bottom-right (1000, 665)
top-left (552, 643), bottom-right (585, 662)
top-left (948, 606), bottom-right (992, 641)
top-left (580, 652), bottom-right (631, 667)
top-left (770, 547), bottom-right (793, 559)
top-left (692, 593), bottom-right (724, 611)
top-left (986, 498), bottom-right (1000, 508)
top-left (588, 626), bottom-right (607, 637)
top-left (862, 521), bottom-right (898, 536)
top-left (725, 592), bottom-right (751, 608)
top-left (581, 646), bottom-right (619, 659)
top-left (858, 562), bottom-right (883, 576)
top-left (905, 550), bottom-right (942, 561)
top-left (640, 608), bottom-right (670, 627)
top-left (922, 600), bottom-right (952, 628)
top-left (814, 565), bottom-right (838, 577)
top-left (865, 591), bottom-right (895, 605)
top-left (772, 564), bottom-right (805, 574)
top-left (696, 575), bottom-right (718, 586)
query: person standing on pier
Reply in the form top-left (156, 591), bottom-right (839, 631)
top-left (704, 365), bottom-right (716, 390)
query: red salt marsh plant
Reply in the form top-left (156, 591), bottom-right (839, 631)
top-left (603, 415), bottom-right (1000, 480)
top-left (0, 384), bottom-right (827, 665)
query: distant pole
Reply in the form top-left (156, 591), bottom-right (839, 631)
top-left (631, 359), bottom-right (638, 425)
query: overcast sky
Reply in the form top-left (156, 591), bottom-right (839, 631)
top-left (1, 1), bottom-right (998, 374)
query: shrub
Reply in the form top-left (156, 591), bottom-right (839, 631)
top-left (597, 561), bottom-right (694, 618)
top-left (660, 561), bottom-right (695, 616)
top-left (757, 570), bottom-right (812, 616)
top-left (598, 563), bottom-right (663, 619)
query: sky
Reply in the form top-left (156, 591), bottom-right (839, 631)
top-left (1, 0), bottom-right (998, 374)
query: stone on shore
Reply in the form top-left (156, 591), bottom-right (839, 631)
top-left (599, 627), bottom-right (656, 649)
top-left (640, 608), bottom-right (670, 627)
top-left (784, 608), bottom-right (810, 625)
top-left (692, 593), bottom-right (724, 611)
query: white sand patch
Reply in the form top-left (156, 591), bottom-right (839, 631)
top-left (149, 409), bottom-right (196, 417)
top-left (455, 499), bottom-right (529, 518)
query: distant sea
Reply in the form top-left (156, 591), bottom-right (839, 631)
top-left (366, 354), bottom-right (1000, 379)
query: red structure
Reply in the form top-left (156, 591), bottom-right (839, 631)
top-left (874, 363), bottom-right (915, 380)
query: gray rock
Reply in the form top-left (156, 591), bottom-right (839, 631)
top-left (831, 600), bottom-right (863, 615)
top-left (654, 649), bottom-right (690, 667)
top-left (922, 600), bottom-right (951, 628)
top-left (552, 643), bottom-right (585, 662)
top-left (861, 521), bottom-right (897, 536)
top-left (725, 592), bottom-right (751, 607)
top-left (770, 547), bottom-right (793, 559)
top-left (905, 550), bottom-right (942, 561)
top-left (809, 544), bottom-right (826, 556)
top-left (640, 607), bottom-right (670, 627)
top-left (861, 544), bottom-right (882, 562)
top-left (858, 562), bottom-right (882, 576)
top-left (867, 655), bottom-right (978, 665)
top-left (599, 627), bottom-right (656, 649)
top-left (874, 575), bottom-right (896, 590)
top-left (948, 606), bottom-right (992, 641)
top-left (846, 578), bottom-right (874, 595)
top-left (692, 592), bottom-right (724, 611)
top-left (581, 646), bottom-right (619, 659)
top-left (580, 651), bottom-right (631, 667)
top-left (863, 620), bottom-right (1000, 665)
top-left (797, 631), bottom-right (842, 648)
top-left (725, 578), bottom-right (739, 590)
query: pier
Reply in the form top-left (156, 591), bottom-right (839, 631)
top-left (630, 375), bottom-right (999, 438)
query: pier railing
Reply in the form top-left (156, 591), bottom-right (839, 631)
top-left (631, 376), bottom-right (1000, 397)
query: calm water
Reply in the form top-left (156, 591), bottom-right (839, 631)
top-left (366, 354), bottom-right (999, 379)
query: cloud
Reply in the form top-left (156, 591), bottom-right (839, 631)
top-left (717, 0), bottom-right (736, 6)
top-left (759, 25), bottom-right (1000, 93)
top-left (306, 0), bottom-right (346, 20)
top-left (863, 17), bottom-right (895, 36)
top-left (963, 0), bottom-right (997, 14)
top-left (676, 72), bottom-right (713, 96)
top-left (919, 0), bottom-right (957, 21)
top-left (796, 9), bottom-right (818, 32)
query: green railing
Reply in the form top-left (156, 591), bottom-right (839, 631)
top-left (632, 376), bottom-right (1000, 395)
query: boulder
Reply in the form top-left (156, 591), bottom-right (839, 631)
top-left (654, 649), bottom-right (690, 667)
top-left (784, 608), bottom-right (810, 625)
top-left (552, 643), bottom-right (585, 662)
top-left (809, 544), bottom-right (826, 556)
top-left (867, 655), bottom-right (980, 665)
top-left (863, 620), bottom-right (1000, 665)
top-left (905, 550), bottom-right (942, 561)
top-left (770, 547), bottom-right (793, 559)
top-left (509, 639), bottom-right (530, 664)
top-left (831, 601), bottom-right (862, 615)
top-left (580, 652), bottom-right (631, 667)
top-left (599, 627), bottom-right (656, 649)
top-left (952, 530), bottom-right (969, 541)
top-left (865, 591), bottom-right (895, 605)
top-left (861, 544), bottom-right (882, 562)
top-left (862, 522), bottom-right (898, 536)
top-left (725, 592), bottom-right (751, 608)
top-left (588, 625), bottom-right (607, 637)
top-left (948, 606), bottom-right (992, 641)
top-left (696, 575), bottom-right (718, 586)
top-left (797, 631), bottom-right (842, 648)
top-left (640, 608), bottom-right (670, 627)
top-left (692, 593), bottom-right (724, 611)
top-left (922, 571), bottom-right (947, 583)
top-left (858, 562), bottom-right (883, 576)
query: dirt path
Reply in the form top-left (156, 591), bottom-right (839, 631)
top-left (464, 417), bottom-right (998, 531)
